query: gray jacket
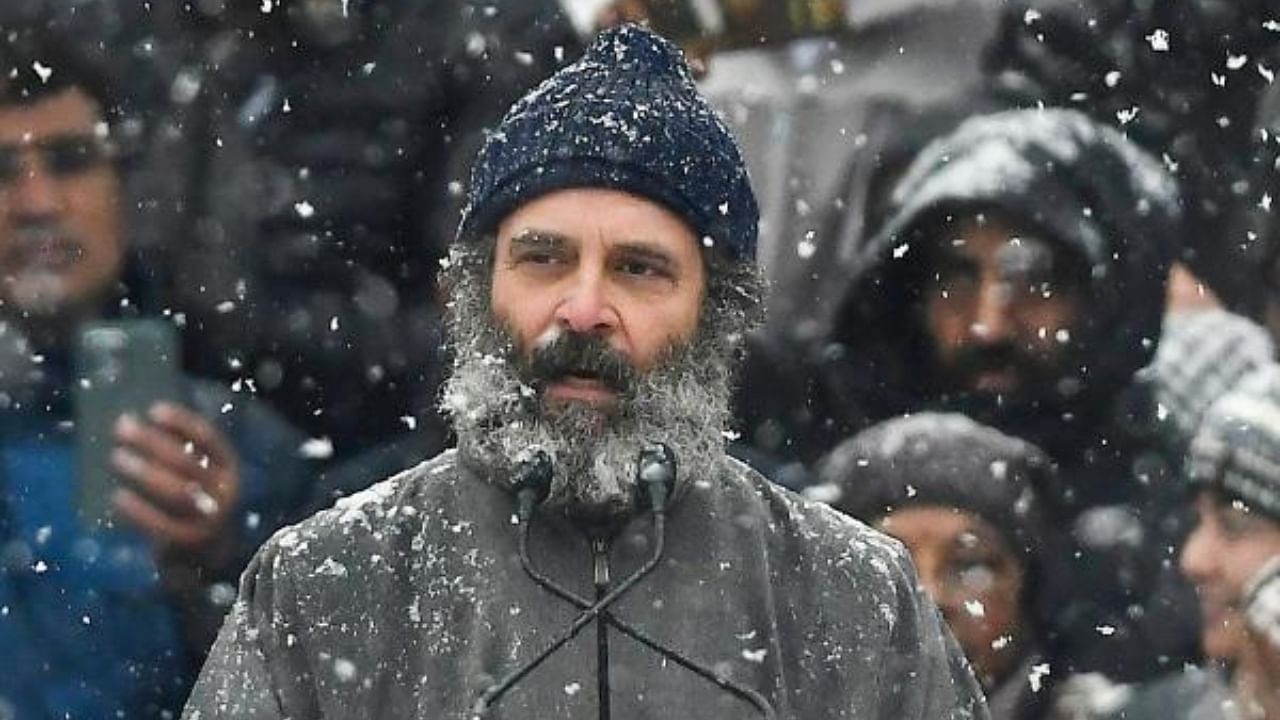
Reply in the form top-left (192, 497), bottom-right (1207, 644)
top-left (183, 450), bottom-right (987, 719)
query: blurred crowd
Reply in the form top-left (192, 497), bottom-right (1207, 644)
top-left (0, 0), bottom-right (1278, 718)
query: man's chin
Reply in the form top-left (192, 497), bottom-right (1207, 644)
top-left (971, 371), bottom-right (1024, 397)
top-left (541, 396), bottom-right (620, 434)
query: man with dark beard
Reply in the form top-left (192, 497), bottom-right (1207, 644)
top-left (181, 25), bottom-right (988, 720)
top-left (742, 109), bottom-right (1197, 686)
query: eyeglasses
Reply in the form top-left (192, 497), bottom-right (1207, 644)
top-left (0, 134), bottom-right (115, 185)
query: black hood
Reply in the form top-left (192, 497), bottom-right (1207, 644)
top-left (822, 108), bottom-right (1181, 459)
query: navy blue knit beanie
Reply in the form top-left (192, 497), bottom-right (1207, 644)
top-left (457, 24), bottom-right (758, 261)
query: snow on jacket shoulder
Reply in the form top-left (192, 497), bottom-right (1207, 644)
top-left (184, 450), bottom-right (988, 720)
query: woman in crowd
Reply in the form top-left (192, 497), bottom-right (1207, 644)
top-left (812, 412), bottom-right (1058, 719)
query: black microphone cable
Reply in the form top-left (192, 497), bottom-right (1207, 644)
top-left (472, 483), bottom-right (668, 715)
top-left (472, 445), bottom-right (776, 719)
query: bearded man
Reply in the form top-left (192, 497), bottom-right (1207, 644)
top-left (181, 26), bottom-right (987, 720)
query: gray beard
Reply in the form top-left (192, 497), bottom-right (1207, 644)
top-left (441, 286), bottom-right (736, 527)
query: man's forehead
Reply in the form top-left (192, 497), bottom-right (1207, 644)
top-left (0, 86), bottom-right (106, 144)
top-left (928, 213), bottom-right (1073, 265)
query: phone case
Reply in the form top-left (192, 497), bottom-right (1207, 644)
top-left (74, 319), bottom-right (182, 530)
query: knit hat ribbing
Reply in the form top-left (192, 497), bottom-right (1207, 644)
top-left (457, 25), bottom-right (758, 261)
top-left (1146, 309), bottom-right (1275, 442)
top-left (813, 412), bottom-right (1054, 566)
top-left (1188, 364), bottom-right (1280, 522)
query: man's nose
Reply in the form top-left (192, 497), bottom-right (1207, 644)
top-left (1178, 523), bottom-right (1216, 583)
top-left (7, 154), bottom-right (65, 218)
top-left (914, 559), bottom-right (952, 610)
top-left (969, 280), bottom-right (1014, 343)
top-left (555, 270), bottom-right (618, 335)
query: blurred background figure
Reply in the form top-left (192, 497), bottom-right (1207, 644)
top-left (0, 25), bottom-right (311, 719)
top-left (987, 0), bottom-right (1280, 321)
top-left (1103, 365), bottom-right (1280, 720)
top-left (742, 107), bottom-right (1197, 683)
top-left (130, 0), bottom-right (580, 461)
top-left (813, 412), bottom-right (1057, 719)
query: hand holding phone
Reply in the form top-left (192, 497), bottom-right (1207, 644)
top-left (75, 320), bottom-right (181, 529)
top-left (111, 402), bottom-right (241, 572)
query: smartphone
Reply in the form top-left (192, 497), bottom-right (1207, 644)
top-left (74, 319), bottom-right (182, 530)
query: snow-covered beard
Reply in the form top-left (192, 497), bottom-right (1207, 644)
top-left (440, 240), bottom-right (761, 528)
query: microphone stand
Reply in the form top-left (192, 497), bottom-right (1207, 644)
top-left (472, 446), bottom-right (776, 720)
top-left (592, 538), bottom-right (611, 720)
top-left (515, 505), bottom-right (775, 719)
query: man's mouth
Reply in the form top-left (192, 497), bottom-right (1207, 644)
top-left (972, 367), bottom-right (1022, 394)
top-left (544, 371), bottom-right (619, 405)
top-left (10, 235), bottom-right (81, 272)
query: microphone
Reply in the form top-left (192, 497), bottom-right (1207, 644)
top-left (637, 442), bottom-right (676, 513)
top-left (513, 449), bottom-right (553, 523)
top-left (474, 444), bottom-right (775, 719)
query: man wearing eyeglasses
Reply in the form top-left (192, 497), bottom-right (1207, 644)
top-left (0, 29), bottom-right (311, 720)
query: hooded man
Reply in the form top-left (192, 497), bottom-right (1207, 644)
top-left (741, 109), bottom-right (1196, 682)
top-left (180, 25), bottom-right (988, 720)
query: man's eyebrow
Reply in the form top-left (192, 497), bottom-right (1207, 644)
top-left (508, 229), bottom-right (569, 250)
top-left (613, 241), bottom-right (678, 270)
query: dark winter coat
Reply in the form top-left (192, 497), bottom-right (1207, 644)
top-left (131, 0), bottom-right (579, 457)
top-left (182, 450), bottom-right (989, 719)
top-left (0, 356), bottom-right (312, 720)
top-left (737, 109), bottom-right (1198, 683)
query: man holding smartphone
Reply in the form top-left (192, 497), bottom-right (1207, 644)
top-left (0, 26), bottom-right (310, 720)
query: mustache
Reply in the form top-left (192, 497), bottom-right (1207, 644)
top-left (947, 342), bottom-right (1039, 381)
top-left (6, 220), bottom-right (77, 255)
top-left (524, 331), bottom-right (638, 395)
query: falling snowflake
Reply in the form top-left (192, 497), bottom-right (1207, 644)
top-left (1145, 29), bottom-right (1170, 51)
top-left (299, 437), bottom-right (335, 460)
top-left (333, 658), bottom-right (357, 682)
top-left (1116, 106), bottom-right (1141, 125)
top-left (1028, 663), bottom-right (1052, 693)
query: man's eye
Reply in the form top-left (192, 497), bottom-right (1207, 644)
top-left (617, 260), bottom-right (668, 278)
top-left (512, 251), bottom-right (561, 267)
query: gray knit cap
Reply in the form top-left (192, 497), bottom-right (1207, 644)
top-left (811, 412), bottom-right (1054, 566)
top-left (1145, 309), bottom-right (1275, 442)
top-left (1188, 363), bottom-right (1280, 521)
